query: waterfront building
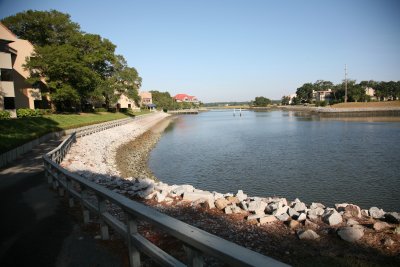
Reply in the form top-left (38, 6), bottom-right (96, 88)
top-left (173, 93), bottom-right (199, 104)
top-left (314, 89), bottom-right (333, 102)
top-left (0, 22), bottom-right (48, 117)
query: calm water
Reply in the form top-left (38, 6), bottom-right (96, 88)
top-left (149, 110), bottom-right (400, 211)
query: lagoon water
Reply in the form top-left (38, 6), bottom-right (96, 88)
top-left (149, 110), bottom-right (400, 211)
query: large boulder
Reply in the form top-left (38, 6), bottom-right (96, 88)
top-left (292, 202), bottom-right (307, 212)
top-left (310, 202), bottom-right (325, 210)
top-left (276, 213), bottom-right (290, 222)
top-left (297, 229), bottom-right (320, 240)
top-left (236, 190), bottom-right (247, 202)
top-left (344, 204), bottom-right (361, 218)
top-left (215, 198), bottom-right (229, 210)
top-left (323, 210), bottom-right (343, 226)
top-left (369, 207), bottom-right (385, 219)
top-left (337, 226), bottom-right (364, 242)
top-left (183, 191), bottom-right (213, 202)
top-left (248, 199), bottom-right (267, 215)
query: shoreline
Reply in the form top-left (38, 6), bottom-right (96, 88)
top-left (61, 112), bottom-right (400, 265)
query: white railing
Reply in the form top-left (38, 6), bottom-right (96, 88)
top-left (43, 115), bottom-right (289, 267)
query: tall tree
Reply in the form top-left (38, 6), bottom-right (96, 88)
top-left (2, 10), bottom-right (80, 46)
top-left (296, 83), bottom-right (314, 103)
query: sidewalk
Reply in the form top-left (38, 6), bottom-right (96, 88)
top-left (0, 138), bottom-right (124, 267)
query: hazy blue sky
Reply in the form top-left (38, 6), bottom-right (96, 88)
top-left (1, 0), bottom-right (399, 102)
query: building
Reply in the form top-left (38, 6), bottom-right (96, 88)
top-left (115, 93), bottom-right (139, 110)
top-left (173, 93), bottom-right (199, 104)
top-left (365, 87), bottom-right (377, 101)
top-left (288, 93), bottom-right (297, 104)
top-left (139, 91), bottom-right (152, 106)
top-left (314, 89), bottom-right (333, 102)
top-left (0, 23), bottom-right (48, 116)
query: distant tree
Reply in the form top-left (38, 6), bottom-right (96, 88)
top-left (295, 83), bottom-right (314, 103)
top-left (150, 91), bottom-right (176, 110)
top-left (252, 96), bottom-right (271, 107)
top-left (290, 96), bottom-right (300, 105)
top-left (314, 80), bottom-right (333, 91)
top-left (281, 96), bottom-right (290, 105)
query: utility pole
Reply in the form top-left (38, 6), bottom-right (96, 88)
top-left (344, 64), bottom-right (348, 103)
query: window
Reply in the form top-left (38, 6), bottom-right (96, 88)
top-left (128, 104), bottom-right (131, 108)
top-left (4, 97), bottom-right (15, 109)
top-left (0, 69), bottom-right (13, 81)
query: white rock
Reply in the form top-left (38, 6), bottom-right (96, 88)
top-left (369, 207), bottom-right (385, 219)
top-left (155, 192), bottom-right (166, 202)
top-left (273, 206), bottom-right (289, 216)
top-left (337, 226), bottom-right (364, 242)
top-left (297, 229), bottom-right (320, 240)
top-left (236, 190), bottom-right (247, 202)
top-left (323, 210), bottom-right (343, 226)
top-left (276, 213), bottom-right (290, 222)
top-left (296, 213), bottom-right (307, 221)
top-left (310, 202), bottom-right (325, 209)
top-left (288, 208), bottom-right (300, 218)
top-left (173, 185), bottom-right (195, 196)
top-left (248, 200), bottom-right (267, 215)
top-left (183, 191), bottom-right (213, 202)
top-left (247, 214), bottom-right (264, 221)
top-left (224, 206), bottom-right (232, 214)
top-left (292, 202), bottom-right (307, 212)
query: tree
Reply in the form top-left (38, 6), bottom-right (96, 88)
top-left (252, 96), bottom-right (271, 107)
top-left (3, 10), bottom-right (142, 112)
top-left (281, 96), bottom-right (290, 105)
top-left (2, 10), bottom-right (80, 46)
top-left (150, 91), bottom-right (176, 110)
top-left (296, 83), bottom-right (314, 103)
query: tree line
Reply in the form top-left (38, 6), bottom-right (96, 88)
top-left (2, 10), bottom-right (141, 112)
top-left (283, 80), bottom-right (400, 105)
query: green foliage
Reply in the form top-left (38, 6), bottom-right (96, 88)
top-left (94, 108), bottom-right (107, 112)
top-left (281, 96), bottom-right (290, 105)
top-left (315, 101), bottom-right (327, 107)
top-left (16, 108), bottom-right (53, 117)
top-left (150, 91), bottom-right (177, 110)
top-left (290, 96), bottom-right (300, 105)
top-left (252, 96), bottom-right (271, 107)
top-left (0, 110), bottom-right (11, 119)
top-left (3, 10), bottom-right (141, 112)
top-left (1, 10), bottom-right (80, 46)
top-left (296, 83), bottom-right (315, 103)
top-left (17, 108), bottom-right (40, 118)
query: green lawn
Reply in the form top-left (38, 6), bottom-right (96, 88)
top-left (0, 111), bottom-right (149, 153)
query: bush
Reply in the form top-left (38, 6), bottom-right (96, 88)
top-left (107, 107), bottom-right (117, 113)
top-left (0, 110), bottom-right (11, 119)
top-left (94, 108), bottom-right (107, 112)
top-left (40, 109), bottom-right (53, 115)
top-left (17, 108), bottom-right (40, 118)
top-left (119, 108), bottom-right (128, 113)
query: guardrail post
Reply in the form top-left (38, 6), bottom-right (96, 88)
top-left (66, 177), bottom-right (74, 208)
top-left (126, 213), bottom-right (141, 267)
top-left (183, 245), bottom-right (204, 267)
top-left (97, 195), bottom-right (109, 240)
top-left (81, 187), bottom-right (90, 224)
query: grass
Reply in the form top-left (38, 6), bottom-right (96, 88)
top-left (332, 100), bottom-right (400, 108)
top-left (0, 111), bottom-right (150, 153)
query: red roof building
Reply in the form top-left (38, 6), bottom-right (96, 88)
top-left (173, 94), bottom-right (199, 104)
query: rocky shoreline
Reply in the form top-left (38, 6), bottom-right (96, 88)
top-left (61, 112), bottom-right (400, 265)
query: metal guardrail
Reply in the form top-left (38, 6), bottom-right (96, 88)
top-left (43, 115), bottom-right (289, 267)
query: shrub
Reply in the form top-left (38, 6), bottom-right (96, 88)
top-left (17, 108), bottom-right (39, 118)
top-left (108, 107), bottom-right (117, 113)
top-left (119, 108), bottom-right (128, 113)
top-left (0, 110), bottom-right (11, 120)
top-left (40, 109), bottom-right (53, 115)
top-left (94, 108), bottom-right (107, 112)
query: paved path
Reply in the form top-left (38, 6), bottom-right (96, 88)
top-left (0, 139), bottom-right (123, 267)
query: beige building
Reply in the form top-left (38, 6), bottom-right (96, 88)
top-left (139, 91), bottom-right (152, 106)
top-left (116, 93), bottom-right (140, 110)
top-left (0, 23), bottom-right (47, 116)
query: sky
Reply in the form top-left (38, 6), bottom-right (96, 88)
top-left (1, 0), bottom-right (399, 102)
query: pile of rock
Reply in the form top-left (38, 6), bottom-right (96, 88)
top-left (78, 173), bottom-right (399, 245)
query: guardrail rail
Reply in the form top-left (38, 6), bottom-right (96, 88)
top-left (43, 114), bottom-right (289, 267)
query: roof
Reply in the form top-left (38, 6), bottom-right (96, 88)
top-left (0, 22), bottom-right (18, 42)
top-left (173, 94), bottom-right (189, 101)
top-left (139, 91), bottom-right (152, 98)
top-left (146, 103), bottom-right (157, 108)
